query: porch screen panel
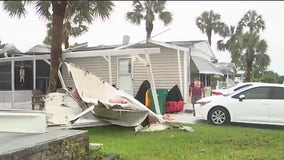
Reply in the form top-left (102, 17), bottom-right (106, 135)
top-left (36, 60), bottom-right (50, 93)
top-left (15, 61), bottom-right (33, 90)
top-left (0, 62), bottom-right (11, 90)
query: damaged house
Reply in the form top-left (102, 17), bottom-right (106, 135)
top-left (61, 39), bottom-right (223, 106)
top-left (0, 40), bottom-right (222, 113)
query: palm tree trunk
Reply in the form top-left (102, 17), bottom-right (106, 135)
top-left (207, 30), bottom-right (212, 46)
top-left (48, 1), bottom-right (67, 93)
top-left (146, 21), bottom-right (153, 40)
top-left (245, 60), bottom-right (253, 82)
top-left (64, 34), bottom-right (69, 49)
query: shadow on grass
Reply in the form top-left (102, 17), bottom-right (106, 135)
top-left (193, 119), bottom-right (284, 130)
top-left (230, 122), bottom-right (284, 130)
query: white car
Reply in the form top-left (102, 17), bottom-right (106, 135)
top-left (211, 82), bottom-right (264, 96)
top-left (195, 83), bottom-right (284, 126)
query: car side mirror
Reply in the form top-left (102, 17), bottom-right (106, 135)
top-left (239, 94), bottom-right (245, 102)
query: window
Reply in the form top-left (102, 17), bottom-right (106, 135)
top-left (233, 87), bottom-right (271, 99)
top-left (271, 87), bottom-right (284, 99)
top-left (119, 58), bottom-right (131, 74)
top-left (233, 84), bottom-right (252, 92)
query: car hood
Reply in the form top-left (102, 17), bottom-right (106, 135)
top-left (196, 95), bottom-right (223, 103)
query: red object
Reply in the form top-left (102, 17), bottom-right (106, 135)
top-left (71, 88), bottom-right (81, 100)
top-left (165, 101), bottom-right (184, 113)
top-left (109, 98), bottom-right (127, 104)
top-left (212, 91), bottom-right (223, 95)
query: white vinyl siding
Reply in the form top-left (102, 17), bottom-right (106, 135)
top-left (61, 47), bottom-right (189, 97)
top-left (133, 47), bottom-right (186, 96)
top-left (62, 56), bottom-right (117, 88)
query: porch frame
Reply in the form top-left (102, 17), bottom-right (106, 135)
top-left (0, 48), bottom-right (161, 109)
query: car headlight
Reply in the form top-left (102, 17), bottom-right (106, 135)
top-left (196, 100), bottom-right (211, 106)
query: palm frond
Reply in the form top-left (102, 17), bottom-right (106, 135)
top-left (91, 1), bottom-right (114, 20)
top-left (35, 1), bottom-right (51, 18)
top-left (3, 1), bottom-right (27, 18)
top-left (126, 11), bottom-right (143, 25)
top-left (159, 11), bottom-right (172, 25)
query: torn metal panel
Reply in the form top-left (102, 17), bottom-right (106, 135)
top-left (64, 62), bottom-right (165, 128)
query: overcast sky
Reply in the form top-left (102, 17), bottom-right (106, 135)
top-left (0, 1), bottom-right (283, 75)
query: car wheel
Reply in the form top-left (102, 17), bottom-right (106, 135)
top-left (208, 107), bottom-right (230, 125)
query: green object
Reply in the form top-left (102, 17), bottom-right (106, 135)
top-left (150, 89), bottom-right (168, 115)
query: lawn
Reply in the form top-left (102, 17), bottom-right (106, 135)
top-left (88, 123), bottom-right (284, 160)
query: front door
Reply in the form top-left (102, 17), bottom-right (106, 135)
top-left (118, 58), bottom-right (133, 95)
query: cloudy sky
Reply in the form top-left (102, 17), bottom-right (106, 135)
top-left (0, 1), bottom-right (283, 75)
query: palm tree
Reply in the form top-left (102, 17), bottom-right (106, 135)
top-left (0, 40), bottom-right (5, 49)
top-left (126, 0), bottom-right (173, 40)
top-left (218, 10), bottom-right (269, 82)
top-left (2, 1), bottom-right (114, 92)
top-left (196, 10), bottom-right (229, 46)
top-left (238, 10), bottom-right (265, 33)
top-left (43, 18), bottom-right (89, 49)
top-left (241, 32), bottom-right (269, 82)
top-left (44, 1), bottom-right (114, 49)
top-left (217, 25), bottom-right (244, 69)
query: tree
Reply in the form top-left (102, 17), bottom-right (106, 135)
top-left (0, 40), bottom-right (5, 49)
top-left (196, 10), bottom-right (228, 46)
top-left (3, 1), bottom-right (114, 92)
top-left (238, 10), bottom-right (265, 33)
top-left (217, 10), bottom-right (269, 82)
top-left (217, 25), bottom-right (244, 69)
top-left (278, 75), bottom-right (284, 84)
top-left (259, 71), bottom-right (278, 83)
top-left (126, 0), bottom-right (172, 40)
top-left (44, 1), bottom-right (114, 49)
top-left (241, 32), bottom-right (269, 81)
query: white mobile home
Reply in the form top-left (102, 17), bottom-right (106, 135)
top-left (0, 44), bottom-right (161, 109)
top-left (61, 40), bottom-right (223, 103)
top-left (0, 40), bottom-right (222, 108)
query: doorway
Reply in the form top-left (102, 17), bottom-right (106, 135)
top-left (117, 58), bottom-right (133, 95)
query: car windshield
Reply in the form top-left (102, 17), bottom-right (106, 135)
top-left (223, 85), bottom-right (251, 96)
top-left (223, 83), bottom-right (238, 89)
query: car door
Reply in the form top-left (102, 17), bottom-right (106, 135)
top-left (269, 87), bottom-right (284, 123)
top-left (230, 87), bottom-right (270, 123)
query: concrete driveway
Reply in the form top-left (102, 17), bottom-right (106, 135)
top-left (166, 112), bottom-right (207, 124)
top-left (165, 103), bottom-right (207, 124)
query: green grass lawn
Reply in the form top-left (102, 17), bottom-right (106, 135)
top-left (88, 123), bottom-right (284, 160)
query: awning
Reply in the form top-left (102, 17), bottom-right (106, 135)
top-left (191, 56), bottom-right (223, 76)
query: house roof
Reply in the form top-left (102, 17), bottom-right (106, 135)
top-left (71, 44), bottom-right (121, 52)
top-left (0, 44), bottom-right (23, 57)
top-left (69, 40), bottom-right (214, 57)
top-left (25, 44), bottom-right (51, 55)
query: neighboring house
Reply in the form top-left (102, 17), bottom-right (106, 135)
top-left (0, 44), bottom-right (51, 108)
top-left (214, 62), bottom-right (237, 89)
top-left (215, 62), bottom-right (237, 80)
top-left (234, 70), bottom-right (245, 83)
top-left (61, 40), bottom-right (223, 103)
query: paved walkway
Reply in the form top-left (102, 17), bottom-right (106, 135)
top-left (167, 112), bottom-right (199, 124)
top-left (165, 103), bottom-right (202, 124)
